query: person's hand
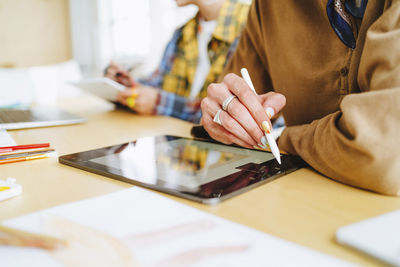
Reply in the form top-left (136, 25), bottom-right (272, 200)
top-left (117, 85), bottom-right (160, 115)
top-left (200, 73), bottom-right (286, 149)
top-left (104, 61), bottom-right (135, 87)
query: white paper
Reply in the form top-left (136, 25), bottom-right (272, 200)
top-left (0, 129), bottom-right (17, 146)
top-left (1, 187), bottom-right (357, 267)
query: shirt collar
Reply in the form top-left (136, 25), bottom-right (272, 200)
top-left (212, 0), bottom-right (246, 43)
top-left (181, 0), bottom-right (248, 45)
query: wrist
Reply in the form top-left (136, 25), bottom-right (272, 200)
top-left (152, 91), bottom-right (161, 115)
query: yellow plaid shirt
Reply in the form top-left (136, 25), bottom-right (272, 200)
top-left (140, 0), bottom-right (249, 122)
top-left (161, 0), bottom-right (250, 99)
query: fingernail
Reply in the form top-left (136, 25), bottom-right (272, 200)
top-left (262, 121), bottom-right (272, 134)
top-left (258, 143), bottom-right (267, 149)
top-left (266, 107), bottom-right (275, 119)
top-left (255, 145), bottom-right (268, 151)
top-left (261, 136), bottom-right (267, 146)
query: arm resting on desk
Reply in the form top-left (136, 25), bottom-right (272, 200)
top-left (278, 5), bottom-right (400, 196)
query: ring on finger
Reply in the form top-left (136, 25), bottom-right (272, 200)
top-left (222, 95), bottom-right (237, 111)
top-left (127, 88), bottom-right (138, 108)
top-left (213, 109), bottom-right (223, 126)
top-left (127, 96), bottom-right (136, 108)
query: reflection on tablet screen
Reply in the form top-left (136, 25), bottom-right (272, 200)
top-left (89, 137), bottom-right (274, 191)
top-left (60, 136), bottom-right (303, 203)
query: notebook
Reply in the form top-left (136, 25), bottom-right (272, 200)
top-left (70, 77), bottom-right (125, 102)
top-left (0, 107), bottom-right (85, 130)
top-left (336, 209), bottom-right (400, 267)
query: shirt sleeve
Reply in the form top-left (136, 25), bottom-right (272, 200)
top-left (156, 90), bottom-right (202, 123)
top-left (278, 3), bottom-right (400, 196)
top-left (220, 0), bottom-right (274, 94)
top-left (139, 27), bottom-right (202, 123)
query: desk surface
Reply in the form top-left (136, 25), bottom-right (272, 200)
top-left (1, 95), bottom-right (399, 266)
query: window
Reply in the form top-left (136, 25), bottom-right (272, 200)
top-left (110, 0), bottom-right (151, 62)
top-left (69, 0), bottom-right (196, 77)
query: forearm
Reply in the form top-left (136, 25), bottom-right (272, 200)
top-left (279, 2), bottom-right (400, 196)
top-left (220, 0), bottom-right (273, 94)
top-left (279, 88), bottom-right (400, 196)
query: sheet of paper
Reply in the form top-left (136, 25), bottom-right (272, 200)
top-left (0, 129), bottom-right (17, 147)
top-left (1, 187), bottom-right (357, 267)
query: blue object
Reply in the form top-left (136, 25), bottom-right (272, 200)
top-left (326, 0), bottom-right (357, 49)
top-left (345, 0), bottom-right (368, 19)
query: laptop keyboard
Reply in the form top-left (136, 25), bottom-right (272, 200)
top-left (0, 110), bottom-right (39, 123)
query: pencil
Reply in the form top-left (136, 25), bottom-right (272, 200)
top-left (0, 149), bottom-right (55, 160)
top-left (0, 143), bottom-right (50, 151)
top-left (0, 153), bottom-right (54, 165)
top-left (0, 147), bottom-right (53, 156)
top-left (0, 224), bottom-right (67, 250)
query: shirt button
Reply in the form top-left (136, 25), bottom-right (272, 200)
top-left (340, 67), bottom-right (348, 76)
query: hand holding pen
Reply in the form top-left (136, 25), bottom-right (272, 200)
top-left (104, 61), bottom-right (136, 88)
top-left (200, 70), bottom-right (286, 164)
top-left (104, 61), bottom-right (160, 114)
top-left (240, 68), bottom-right (281, 163)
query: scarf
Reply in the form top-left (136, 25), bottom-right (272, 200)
top-left (326, 0), bottom-right (368, 49)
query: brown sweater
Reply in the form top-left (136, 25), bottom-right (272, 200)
top-left (223, 0), bottom-right (400, 195)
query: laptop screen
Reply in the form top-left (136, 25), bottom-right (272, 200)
top-left (0, 107), bottom-right (85, 130)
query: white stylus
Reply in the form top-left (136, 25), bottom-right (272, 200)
top-left (240, 68), bottom-right (281, 164)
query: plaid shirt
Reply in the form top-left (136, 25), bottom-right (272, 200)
top-left (139, 0), bottom-right (249, 123)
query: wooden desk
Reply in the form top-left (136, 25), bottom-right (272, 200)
top-left (1, 95), bottom-right (399, 266)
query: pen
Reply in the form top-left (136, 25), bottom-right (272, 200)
top-left (240, 68), bottom-right (281, 164)
top-left (0, 149), bottom-right (55, 160)
top-left (0, 152), bottom-right (55, 165)
top-left (0, 143), bottom-right (50, 151)
top-left (0, 147), bottom-right (54, 156)
top-left (0, 148), bottom-right (12, 153)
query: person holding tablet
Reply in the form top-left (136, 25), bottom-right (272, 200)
top-left (199, 0), bottom-right (400, 196)
top-left (105, 0), bottom-right (249, 123)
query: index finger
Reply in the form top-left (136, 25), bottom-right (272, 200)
top-left (222, 73), bottom-right (270, 132)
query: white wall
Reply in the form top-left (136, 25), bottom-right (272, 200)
top-left (0, 0), bottom-right (72, 68)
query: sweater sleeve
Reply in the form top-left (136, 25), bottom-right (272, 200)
top-left (278, 2), bottom-right (400, 196)
top-left (220, 0), bottom-right (274, 94)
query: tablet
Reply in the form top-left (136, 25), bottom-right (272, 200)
top-left (59, 136), bottom-right (305, 204)
top-left (70, 77), bottom-right (126, 101)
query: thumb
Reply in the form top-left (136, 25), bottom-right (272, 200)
top-left (259, 92), bottom-right (286, 119)
top-left (175, 0), bottom-right (192, 6)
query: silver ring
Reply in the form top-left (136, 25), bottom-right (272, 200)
top-left (222, 95), bottom-right (237, 111)
top-left (213, 109), bottom-right (223, 125)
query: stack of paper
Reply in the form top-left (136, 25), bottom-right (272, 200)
top-left (1, 187), bottom-right (355, 267)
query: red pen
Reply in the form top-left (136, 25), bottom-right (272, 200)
top-left (0, 143), bottom-right (50, 151)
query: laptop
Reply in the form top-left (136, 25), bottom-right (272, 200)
top-left (336, 209), bottom-right (400, 267)
top-left (0, 107), bottom-right (86, 130)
